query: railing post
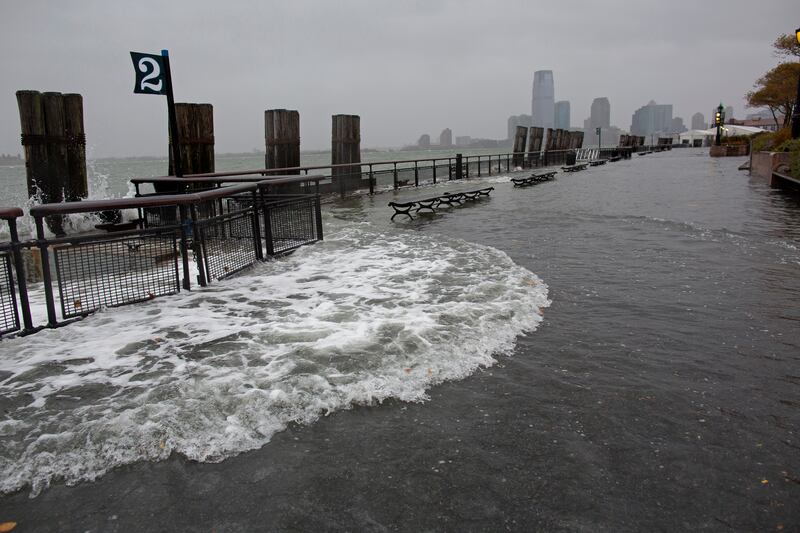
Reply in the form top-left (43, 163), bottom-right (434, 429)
top-left (176, 205), bottom-right (194, 288)
top-left (455, 154), bottom-right (463, 180)
top-left (8, 218), bottom-right (33, 331)
top-left (488, 155), bottom-right (492, 176)
top-left (393, 162), bottom-right (398, 189)
top-left (263, 196), bottom-right (275, 257)
top-left (506, 154), bottom-right (510, 172)
top-left (369, 164), bottom-right (374, 195)
top-left (448, 158), bottom-right (452, 180)
top-left (433, 160), bottom-right (437, 184)
top-left (477, 156), bottom-right (481, 177)
top-left (414, 161), bottom-right (419, 187)
top-left (34, 216), bottom-right (58, 327)
top-left (314, 195), bottom-right (324, 241)
top-left (251, 190), bottom-right (263, 261)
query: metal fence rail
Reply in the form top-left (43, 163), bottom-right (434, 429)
top-left (0, 183), bottom-right (324, 335)
top-left (0, 250), bottom-right (19, 335)
top-left (264, 195), bottom-right (322, 256)
top-left (53, 229), bottom-right (181, 318)
top-left (197, 208), bottom-right (259, 282)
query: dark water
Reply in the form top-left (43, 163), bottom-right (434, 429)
top-left (3, 149), bottom-right (799, 531)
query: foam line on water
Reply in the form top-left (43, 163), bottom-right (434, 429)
top-left (0, 221), bottom-right (549, 496)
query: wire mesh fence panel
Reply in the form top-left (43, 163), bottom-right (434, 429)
top-left (265, 196), bottom-right (320, 255)
top-left (53, 231), bottom-right (181, 318)
top-left (0, 252), bottom-right (20, 336)
top-left (198, 210), bottom-right (258, 281)
top-left (144, 206), bottom-right (180, 228)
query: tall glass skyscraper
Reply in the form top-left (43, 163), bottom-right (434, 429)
top-left (531, 70), bottom-right (554, 130)
top-left (554, 101), bottom-right (570, 130)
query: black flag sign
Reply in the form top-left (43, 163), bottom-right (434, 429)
top-left (130, 52), bottom-right (167, 95)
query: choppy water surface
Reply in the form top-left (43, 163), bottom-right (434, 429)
top-left (1, 148), bottom-right (799, 531)
top-left (0, 217), bottom-right (548, 496)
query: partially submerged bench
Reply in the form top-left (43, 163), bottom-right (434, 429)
top-left (561, 163), bottom-right (588, 172)
top-left (589, 159), bottom-right (608, 166)
top-left (511, 170), bottom-right (557, 187)
top-left (388, 187), bottom-right (494, 220)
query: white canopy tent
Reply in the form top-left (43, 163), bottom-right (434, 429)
top-left (679, 125), bottom-right (766, 145)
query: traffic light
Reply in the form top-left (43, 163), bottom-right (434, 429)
top-left (715, 111), bottom-right (721, 126)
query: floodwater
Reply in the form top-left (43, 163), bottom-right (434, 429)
top-left (1, 148), bottom-right (799, 531)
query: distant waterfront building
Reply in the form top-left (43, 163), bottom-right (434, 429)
top-left (507, 114), bottom-right (532, 141)
top-left (455, 136), bottom-right (472, 147)
top-left (691, 112), bottom-right (706, 130)
top-left (725, 105), bottom-right (734, 121)
top-left (439, 128), bottom-right (452, 147)
top-left (670, 117), bottom-right (687, 134)
top-left (630, 100), bottom-right (673, 137)
top-left (531, 70), bottom-right (554, 129)
top-left (582, 97), bottom-right (617, 147)
top-left (554, 101), bottom-right (570, 130)
top-left (589, 97), bottom-right (611, 129)
top-left (418, 134), bottom-right (431, 148)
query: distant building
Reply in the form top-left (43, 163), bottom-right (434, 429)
top-left (554, 101), bottom-right (570, 130)
top-left (630, 100), bottom-right (673, 137)
top-left (531, 70), bottom-right (554, 129)
top-left (725, 105), bottom-right (734, 121)
top-left (728, 117), bottom-right (781, 132)
top-left (439, 128), bottom-right (452, 147)
top-left (455, 136), bottom-right (472, 147)
top-left (582, 97), bottom-right (617, 147)
top-left (418, 134), bottom-right (431, 148)
top-left (507, 114), bottom-right (532, 141)
top-left (589, 97), bottom-right (611, 129)
top-left (691, 112), bottom-right (706, 130)
top-left (670, 117), bottom-right (687, 134)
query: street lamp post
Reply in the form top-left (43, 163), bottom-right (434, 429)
top-left (715, 103), bottom-right (725, 146)
top-left (792, 27), bottom-right (800, 139)
top-left (596, 126), bottom-right (601, 156)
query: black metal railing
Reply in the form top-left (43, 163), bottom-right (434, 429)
top-left (129, 147), bottom-right (643, 198)
top-left (0, 181), bottom-right (323, 337)
top-left (0, 208), bottom-right (33, 338)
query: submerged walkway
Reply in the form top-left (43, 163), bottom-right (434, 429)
top-left (2, 150), bottom-right (799, 531)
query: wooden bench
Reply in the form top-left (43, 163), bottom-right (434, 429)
top-left (388, 187), bottom-right (494, 220)
top-left (561, 163), bottom-right (588, 172)
top-left (589, 159), bottom-right (608, 166)
top-left (511, 171), bottom-right (557, 187)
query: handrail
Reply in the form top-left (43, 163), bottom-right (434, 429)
top-left (132, 149), bottom-right (586, 182)
top-left (0, 208), bottom-right (23, 220)
top-left (29, 183), bottom-right (263, 217)
top-left (130, 174), bottom-right (326, 185)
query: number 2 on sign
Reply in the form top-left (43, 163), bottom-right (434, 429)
top-left (138, 57), bottom-right (162, 92)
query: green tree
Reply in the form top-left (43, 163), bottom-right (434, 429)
top-left (745, 62), bottom-right (800, 129)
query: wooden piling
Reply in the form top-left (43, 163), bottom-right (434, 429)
top-left (17, 90), bottom-right (89, 235)
top-left (512, 126), bottom-right (528, 168)
top-left (168, 103), bottom-right (214, 177)
top-left (331, 114), bottom-right (361, 196)
top-left (265, 109), bottom-right (300, 174)
top-left (63, 94), bottom-right (88, 199)
top-left (526, 127), bottom-right (543, 166)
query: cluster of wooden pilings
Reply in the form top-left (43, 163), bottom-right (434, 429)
top-left (512, 126), bottom-right (584, 168)
top-left (16, 91), bottom-right (88, 235)
top-left (618, 134), bottom-right (645, 148)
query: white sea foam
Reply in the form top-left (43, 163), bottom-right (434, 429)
top-left (0, 220), bottom-right (549, 497)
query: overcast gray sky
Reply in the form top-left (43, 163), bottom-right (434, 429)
top-left (0, 0), bottom-right (795, 158)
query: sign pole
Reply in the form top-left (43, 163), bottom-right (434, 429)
top-left (161, 49), bottom-right (183, 177)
